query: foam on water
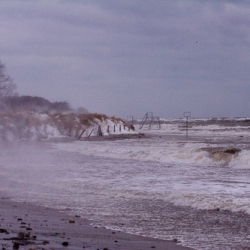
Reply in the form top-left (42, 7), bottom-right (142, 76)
top-left (51, 137), bottom-right (250, 216)
top-left (52, 138), bottom-right (250, 169)
top-left (229, 149), bottom-right (250, 168)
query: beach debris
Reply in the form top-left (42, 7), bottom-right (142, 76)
top-left (0, 228), bottom-right (9, 234)
top-left (18, 232), bottom-right (30, 238)
top-left (42, 240), bottom-right (50, 245)
top-left (75, 214), bottom-right (81, 218)
top-left (68, 218), bottom-right (75, 223)
top-left (4, 231), bottom-right (31, 241)
top-left (173, 238), bottom-right (178, 242)
top-left (4, 230), bottom-right (37, 250)
top-left (62, 241), bottom-right (69, 246)
top-left (11, 236), bottom-right (33, 248)
top-left (12, 242), bottom-right (20, 249)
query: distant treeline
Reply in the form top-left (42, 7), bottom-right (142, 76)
top-left (0, 95), bottom-right (71, 112)
top-left (0, 60), bottom-right (89, 114)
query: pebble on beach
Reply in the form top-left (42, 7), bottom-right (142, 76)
top-left (68, 218), bottom-right (75, 223)
top-left (62, 241), bottom-right (69, 246)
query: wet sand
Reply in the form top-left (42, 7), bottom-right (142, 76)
top-left (0, 197), bottom-right (193, 250)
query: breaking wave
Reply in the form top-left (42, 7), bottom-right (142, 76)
top-left (52, 139), bottom-right (250, 169)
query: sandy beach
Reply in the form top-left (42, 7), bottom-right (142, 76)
top-left (0, 197), bottom-right (193, 250)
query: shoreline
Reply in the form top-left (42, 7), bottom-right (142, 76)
top-left (0, 197), bottom-right (193, 250)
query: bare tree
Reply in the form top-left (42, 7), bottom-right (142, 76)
top-left (0, 61), bottom-right (16, 98)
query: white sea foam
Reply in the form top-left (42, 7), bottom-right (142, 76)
top-left (168, 193), bottom-right (250, 213)
top-left (51, 121), bottom-right (250, 215)
top-left (228, 150), bottom-right (250, 169)
top-left (52, 138), bottom-right (248, 168)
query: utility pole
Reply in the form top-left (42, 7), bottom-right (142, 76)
top-left (127, 115), bottom-right (134, 126)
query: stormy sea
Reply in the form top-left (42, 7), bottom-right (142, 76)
top-left (1, 117), bottom-right (250, 250)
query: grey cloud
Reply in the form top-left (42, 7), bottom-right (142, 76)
top-left (1, 0), bottom-right (250, 118)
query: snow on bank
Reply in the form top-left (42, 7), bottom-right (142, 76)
top-left (0, 111), bottom-right (137, 141)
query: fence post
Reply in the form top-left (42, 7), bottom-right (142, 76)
top-left (183, 112), bottom-right (191, 138)
top-left (97, 125), bottom-right (103, 136)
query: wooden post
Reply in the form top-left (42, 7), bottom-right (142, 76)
top-left (77, 129), bottom-right (86, 140)
top-left (97, 125), bottom-right (103, 136)
top-left (114, 125), bottom-right (115, 132)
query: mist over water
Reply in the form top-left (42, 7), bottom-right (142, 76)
top-left (1, 118), bottom-right (250, 250)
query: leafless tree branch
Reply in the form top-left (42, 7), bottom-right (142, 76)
top-left (0, 61), bottom-right (16, 98)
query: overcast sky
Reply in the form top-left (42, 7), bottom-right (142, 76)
top-left (1, 0), bottom-right (250, 119)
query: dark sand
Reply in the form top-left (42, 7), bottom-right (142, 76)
top-left (0, 197), bottom-right (193, 250)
